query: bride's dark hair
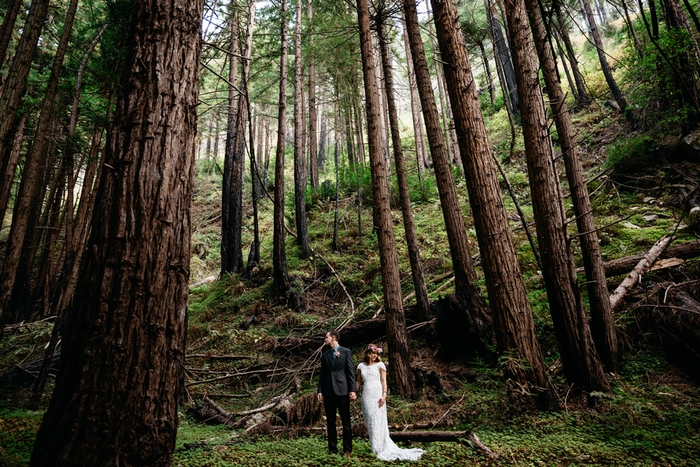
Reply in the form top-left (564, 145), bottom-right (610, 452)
top-left (363, 347), bottom-right (382, 364)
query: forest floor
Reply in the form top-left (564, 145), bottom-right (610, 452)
top-left (2, 105), bottom-right (700, 466)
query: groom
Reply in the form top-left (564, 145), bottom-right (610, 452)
top-left (317, 330), bottom-right (356, 458)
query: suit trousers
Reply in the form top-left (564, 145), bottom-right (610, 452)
top-left (323, 391), bottom-right (352, 454)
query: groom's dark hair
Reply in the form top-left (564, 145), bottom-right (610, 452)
top-left (328, 330), bottom-right (340, 342)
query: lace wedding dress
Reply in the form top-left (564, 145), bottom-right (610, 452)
top-left (358, 362), bottom-right (424, 462)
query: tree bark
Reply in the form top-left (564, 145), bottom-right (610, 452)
top-left (355, 0), bottom-right (415, 398)
top-left (29, 0), bottom-right (203, 464)
top-left (376, 14), bottom-right (431, 319)
top-left (403, 0), bottom-right (486, 317)
top-left (294, 0), bottom-right (311, 259)
top-left (221, 8), bottom-right (241, 276)
top-left (0, 0), bottom-right (23, 89)
top-left (502, 0), bottom-right (609, 393)
top-left (432, 0), bottom-right (552, 408)
top-left (526, 0), bottom-right (619, 372)
top-left (0, 0), bottom-right (79, 323)
top-left (0, 0), bottom-right (52, 243)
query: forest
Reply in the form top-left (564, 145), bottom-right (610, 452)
top-left (1, 0), bottom-right (700, 465)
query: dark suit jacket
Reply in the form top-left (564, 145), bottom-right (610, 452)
top-left (317, 346), bottom-right (356, 397)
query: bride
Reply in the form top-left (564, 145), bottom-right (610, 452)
top-left (356, 344), bottom-right (424, 462)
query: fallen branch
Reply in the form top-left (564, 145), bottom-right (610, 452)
top-left (576, 239), bottom-right (700, 278)
top-left (610, 236), bottom-right (674, 310)
top-left (185, 354), bottom-right (254, 361)
top-left (189, 275), bottom-right (217, 289)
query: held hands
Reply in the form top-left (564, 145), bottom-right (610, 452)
top-left (350, 391), bottom-right (357, 401)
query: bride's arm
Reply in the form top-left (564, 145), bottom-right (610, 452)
top-left (378, 367), bottom-right (387, 408)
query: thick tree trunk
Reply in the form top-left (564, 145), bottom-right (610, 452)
top-left (376, 17), bottom-right (431, 319)
top-left (502, 0), bottom-right (609, 393)
top-left (29, 0), bottom-right (203, 464)
top-left (432, 0), bottom-right (552, 408)
top-left (0, 0), bottom-right (51, 242)
top-left (356, 0), bottom-right (416, 398)
top-left (526, 0), bottom-right (619, 372)
top-left (294, 0), bottom-right (311, 259)
top-left (0, 0), bottom-right (79, 323)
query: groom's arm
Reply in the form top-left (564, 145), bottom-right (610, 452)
top-left (344, 349), bottom-right (356, 392)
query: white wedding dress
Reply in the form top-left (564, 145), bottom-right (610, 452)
top-left (358, 362), bottom-right (424, 462)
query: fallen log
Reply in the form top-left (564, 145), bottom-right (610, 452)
top-left (577, 239), bottom-right (700, 278)
top-left (0, 351), bottom-right (61, 387)
top-left (610, 236), bottom-right (674, 310)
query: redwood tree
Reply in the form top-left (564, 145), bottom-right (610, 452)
top-left (432, 0), bottom-right (552, 407)
top-left (525, 0), bottom-right (618, 372)
top-left (356, 0), bottom-right (415, 398)
top-left (29, 0), bottom-right (204, 464)
top-left (376, 9), bottom-right (430, 319)
top-left (502, 0), bottom-right (609, 393)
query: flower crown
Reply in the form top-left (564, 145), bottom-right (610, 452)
top-left (367, 344), bottom-right (383, 354)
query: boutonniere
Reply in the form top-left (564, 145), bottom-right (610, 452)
top-left (335, 351), bottom-right (340, 358)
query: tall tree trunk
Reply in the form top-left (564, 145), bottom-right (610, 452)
top-left (356, 0), bottom-right (416, 398)
top-left (29, 0), bottom-right (203, 463)
top-left (402, 15), bottom-right (429, 173)
top-left (553, 0), bottom-right (591, 107)
top-left (502, 0), bottom-right (610, 393)
top-left (403, 0), bottom-right (486, 314)
top-left (0, 0), bottom-right (23, 90)
top-left (527, 0), bottom-right (619, 373)
top-left (273, 0), bottom-right (295, 304)
top-left (0, 0), bottom-right (52, 231)
top-left (242, 0), bottom-right (259, 270)
top-left (425, 4), bottom-right (456, 164)
top-left (294, 0), bottom-right (311, 259)
top-left (376, 14), bottom-right (431, 319)
top-left (221, 8), bottom-right (240, 276)
top-left (432, 0), bottom-right (552, 408)
top-left (0, 0), bottom-right (79, 323)
top-left (580, 0), bottom-right (629, 115)
top-left (486, 1), bottom-right (519, 118)
top-left (307, 0), bottom-right (318, 190)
